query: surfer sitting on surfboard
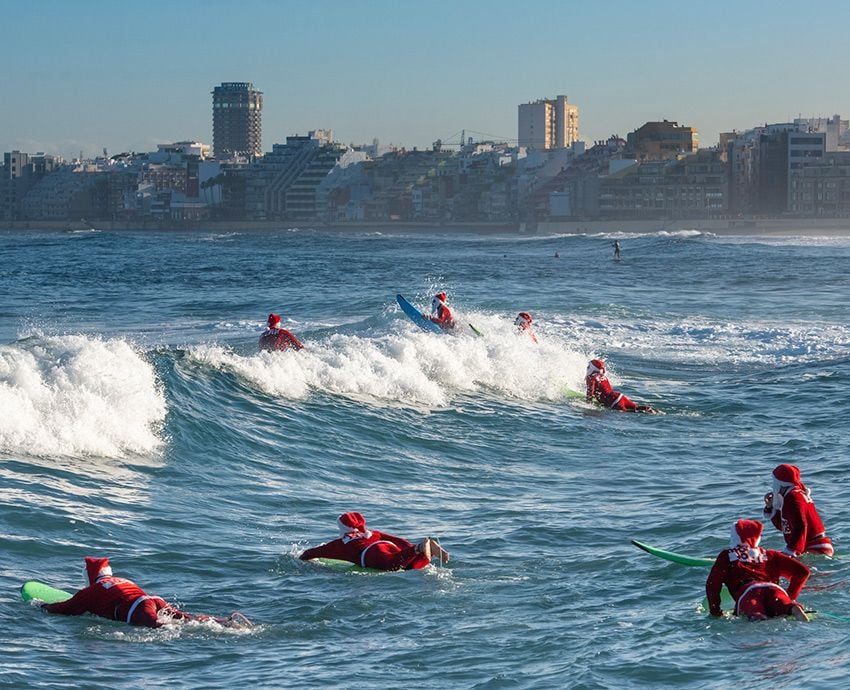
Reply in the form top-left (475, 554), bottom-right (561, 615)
top-left (259, 313), bottom-right (304, 352)
top-left (705, 520), bottom-right (810, 621)
top-left (427, 293), bottom-right (456, 331)
top-left (299, 512), bottom-right (450, 570)
top-left (585, 359), bottom-right (656, 413)
top-left (763, 464), bottom-right (833, 557)
top-left (40, 557), bottom-right (251, 628)
top-left (514, 312), bottom-right (538, 343)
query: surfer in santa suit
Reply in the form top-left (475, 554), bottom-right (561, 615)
top-left (299, 512), bottom-right (449, 570)
top-left (514, 312), bottom-right (538, 343)
top-left (428, 293), bottom-right (456, 331)
top-left (705, 519), bottom-right (810, 621)
top-left (763, 463), bottom-right (833, 557)
top-left (259, 313), bottom-right (304, 352)
top-left (41, 557), bottom-right (251, 628)
top-left (585, 359), bottom-right (656, 413)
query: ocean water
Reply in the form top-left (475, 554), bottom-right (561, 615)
top-left (1, 227), bottom-right (849, 689)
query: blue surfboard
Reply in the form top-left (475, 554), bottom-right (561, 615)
top-left (396, 294), bottom-right (444, 334)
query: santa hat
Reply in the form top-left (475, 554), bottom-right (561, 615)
top-left (515, 312), bottom-right (533, 326)
top-left (772, 464), bottom-right (801, 486)
top-left (338, 511), bottom-right (368, 536)
top-left (729, 519), bottom-right (763, 548)
top-left (586, 359), bottom-right (605, 376)
top-left (267, 313), bottom-right (282, 329)
top-left (434, 293), bottom-right (447, 304)
top-left (84, 557), bottom-right (113, 585)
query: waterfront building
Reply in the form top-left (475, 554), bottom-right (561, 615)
top-left (212, 82), bottom-right (263, 159)
top-left (626, 121), bottom-right (698, 160)
top-left (793, 115), bottom-right (849, 151)
top-left (242, 130), bottom-right (344, 220)
top-left (2, 151), bottom-right (62, 220)
top-left (788, 151), bottom-right (850, 217)
top-left (518, 96), bottom-right (579, 150)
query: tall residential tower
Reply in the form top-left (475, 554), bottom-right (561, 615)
top-left (518, 96), bottom-right (579, 150)
top-left (212, 82), bottom-right (263, 159)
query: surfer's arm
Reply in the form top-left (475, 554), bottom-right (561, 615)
top-left (769, 552), bottom-right (809, 600)
top-left (299, 540), bottom-right (348, 562)
top-left (42, 588), bottom-right (92, 616)
top-left (282, 330), bottom-right (304, 351)
top-left (704, 556), bottom-right (726, 617)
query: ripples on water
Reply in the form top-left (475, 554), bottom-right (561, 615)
top-left (1, 229), bottom-right (849, 688)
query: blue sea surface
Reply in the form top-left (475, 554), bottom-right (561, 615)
top-left (1, 227), bottom-right (849, 689)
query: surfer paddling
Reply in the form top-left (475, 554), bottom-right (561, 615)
top-left (40, 557), bottom-right (252, 628)
top-left (259, 313), bottom-right (304, 352)
top-left (763, 464), bottom-right (833, 557)
top-left (300, 512), bottom-right (449, 571)
top-left (426, 292), bottom-right (456, 331)
top-left (705, 520), bottom-right (810, 621)
top-left (585, 359), bottom-right (656, 413)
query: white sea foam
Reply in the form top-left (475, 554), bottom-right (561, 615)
top-left (187, 316), bottom-right (591, 407)
top-left (0, 335), bottom-right (166, 458)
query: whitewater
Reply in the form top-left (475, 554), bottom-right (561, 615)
top-left (1, 228), bottom-right (849, 688)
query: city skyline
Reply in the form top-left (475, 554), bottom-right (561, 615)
top-left (2, 0), bottom-right (849, 159)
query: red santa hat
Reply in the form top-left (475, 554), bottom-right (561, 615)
top-left (84, 556), bottom-right (113, 585)
top-left (586, 359), bottom-right (605, 376)
top-left (515, 312), bottom-right (533, 326)
top-left (729, 519), bottom-right (763, 548)
top-left (267, 313), bottom-right (282, 329)
top-left (338, 511), bottom-right (368, 536)
top-left (434, 293), bottom-right (447, 304)
top-left (772, 463), bottom-right (801, 486)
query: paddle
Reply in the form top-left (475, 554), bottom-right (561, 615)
top-left (468, 323), bottom-right (483, 337)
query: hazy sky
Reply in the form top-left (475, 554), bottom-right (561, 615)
top-left (2, 0), bottom-right (848, 158)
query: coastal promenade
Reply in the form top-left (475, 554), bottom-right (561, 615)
top-left (2, 218), bottom-right (850, 236)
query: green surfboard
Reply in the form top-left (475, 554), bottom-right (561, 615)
top-left (21, 581), bottom-right (73, 604)
top-left (632, 539), bottom-right (715, 567)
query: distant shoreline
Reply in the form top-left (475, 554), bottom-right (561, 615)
top-left (2, 218), bottom-right (850, 236)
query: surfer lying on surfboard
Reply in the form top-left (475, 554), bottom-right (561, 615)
top-left (585, 359), bottom-right (656, 413)
top-left (40, 557), bottom-right (252, 628)
top-left (705, 520), bottom-right (810, 621)
top-left (300, 512), bottom-right (449, 570)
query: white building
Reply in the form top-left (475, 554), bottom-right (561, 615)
top-left (518, 95), bottom-right (579, 150)
top-left (793, 115), bottom-right (849, 151)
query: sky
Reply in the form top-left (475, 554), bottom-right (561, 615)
top-left (1, 0), bottom-right (848, 159)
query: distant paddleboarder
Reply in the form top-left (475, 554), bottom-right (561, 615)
top-left (40, 557), bottom-right (252, 628)
top-left (259, 313), bottom-right (304, 352)
top-left (613, 240), bottom-right (621, 261)
top-left (300, 512), bottom-right (450, 570)
top-left (705, 520), bottom-right (810, 621)
top-left (585, 359), bottom-right (656, 413)
top-left (763, 464), bottom-right (833, 557)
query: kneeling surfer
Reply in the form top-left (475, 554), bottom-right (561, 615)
top-left (705, 519), bottom-right (810, 621)
top-left (300, 512), bottom-right (449, 570)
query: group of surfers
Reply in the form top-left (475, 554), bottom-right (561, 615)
top-left (37, 297), bottom-right (830, 630)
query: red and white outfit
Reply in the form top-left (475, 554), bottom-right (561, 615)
top-left (764, 463), bottom-right (833, 557)
top-left (429, 293), bottom-right (455, 331)
top-left (259, 313), bottom-right (304, 352)
top-left (515, 312), bottom-right (538, 344)
top-left (42, 557), bottom-right (187, 628)
top-left (705, 520), bottom-right (810, 620)
top-left (299, 512), bottom-right (430, 571)
top-left (585, 359), bottom-right (651, 412)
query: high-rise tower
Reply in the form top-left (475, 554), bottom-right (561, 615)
top-left (212, 82), bottom-right (263, 159)
top-left (518, 96), bottom-right (578, 150)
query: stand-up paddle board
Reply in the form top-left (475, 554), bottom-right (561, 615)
top-left (396, 294), bottom-right (444, 334)
top-left (21, 581), bottom-right (73, 604)
top-left (632, 540), bottom-right (715, 567)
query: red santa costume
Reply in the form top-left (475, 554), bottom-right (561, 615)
top-left (429, 293), bottom-right (455, 331)
top-left (764, 463), bottom-right (833, 557)
top-left (259, 313), bottom-right (304, 352)
top-left (514, 312), bottom-right (538, 344)
top-left (584, 359), bottom-right (653, 412)
top-left (299, 512), bottom-right (431, 571)
top-left (41, 557), bottom-right (188, 628)
top-left (705, 520), bottom-right (810, 620)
